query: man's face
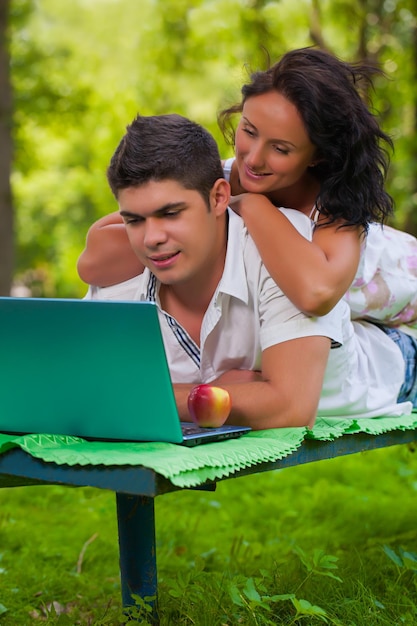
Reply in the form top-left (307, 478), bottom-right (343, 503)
top-left (119, 179), bottom-right (227, 288)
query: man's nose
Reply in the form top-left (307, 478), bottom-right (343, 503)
top-left (143, 219), bottom-right (167, 248)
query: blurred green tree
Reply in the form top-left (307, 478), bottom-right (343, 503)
top-left (306, 0), bottom-right (417, 232)
top-left (4, 0), bottom-right (417, 297)
top-left (0, 0), bottom-right (13, 296)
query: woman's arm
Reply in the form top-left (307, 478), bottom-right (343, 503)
top-left (77, 211), bottom-right (144, 287)
top-left (230, 193), bottom-right (362, 316)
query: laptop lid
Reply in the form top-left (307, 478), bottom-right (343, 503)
top-left (0, 297), bottom-right (250, 446)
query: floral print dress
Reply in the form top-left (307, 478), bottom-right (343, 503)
top-left (344, 223), bottom-right (417, 329)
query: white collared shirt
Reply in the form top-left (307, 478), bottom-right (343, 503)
top-left (85, 209), bottom-right (411, 419)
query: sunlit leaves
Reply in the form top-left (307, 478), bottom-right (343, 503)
top-left (8, 0), bottom-right (417, 294)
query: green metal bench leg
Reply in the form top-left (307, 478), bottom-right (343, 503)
top-left (116, 492), bottom-right (158, 621)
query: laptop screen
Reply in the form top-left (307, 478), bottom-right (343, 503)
top-left (0, 297), bottom-right (251, 445)
top-left (0, 297), bottom-right (184, 443)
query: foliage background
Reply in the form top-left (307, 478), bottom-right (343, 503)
top-left (6, 0), bottom-right (417, 297)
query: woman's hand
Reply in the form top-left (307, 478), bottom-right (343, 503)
top-left (229, 193), bottom-right (273, 222)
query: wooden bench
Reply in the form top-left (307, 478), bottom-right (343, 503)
top-left (0, 427), bottom-right (416, 623)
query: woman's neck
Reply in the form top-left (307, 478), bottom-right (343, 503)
top-left (230, 160), bottom-right (320, 215)
top-left (264, 173), bottom-right (320, 216)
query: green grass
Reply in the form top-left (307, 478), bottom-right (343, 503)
top-left (0, 444), bottom-right (416, 625)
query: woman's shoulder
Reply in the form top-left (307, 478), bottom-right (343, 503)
top-left (279, 207), bottom-right (314, 241)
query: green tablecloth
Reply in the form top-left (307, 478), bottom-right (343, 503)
top-left (1, 413), bottom-right (416, 488)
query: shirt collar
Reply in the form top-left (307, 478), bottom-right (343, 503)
top-left (215, 208), bottom-right (249, 304)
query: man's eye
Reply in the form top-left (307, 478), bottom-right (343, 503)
top-left (165, 210), bottom-right (180, 218)
top-left (124, 216), bottom-right (143, 225)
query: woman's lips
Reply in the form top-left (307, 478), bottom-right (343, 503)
top-left (243, 163), bottom-right (271, 180)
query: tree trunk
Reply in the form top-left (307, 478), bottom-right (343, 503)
top-left (0, 0), bottom-right (14, 296)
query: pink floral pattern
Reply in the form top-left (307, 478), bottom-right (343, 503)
top-left (345, 224), bottom-right (417, 327)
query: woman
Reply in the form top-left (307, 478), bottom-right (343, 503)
top-left (77, 47), bottom-right (417, 327)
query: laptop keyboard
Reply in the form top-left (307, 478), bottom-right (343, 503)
top-left (180, 421), bottom-right (211, 435)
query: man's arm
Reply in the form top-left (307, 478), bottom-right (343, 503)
top-left (174, 335), bottom-right (331, 430)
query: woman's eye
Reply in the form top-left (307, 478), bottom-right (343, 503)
top-left (273, 146), bottom-right (289, 155)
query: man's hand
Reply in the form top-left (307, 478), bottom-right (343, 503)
top-left (173, 371), bottom-right (262, 422)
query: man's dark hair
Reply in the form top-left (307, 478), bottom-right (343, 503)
top-left (107, 113), bottom-right (224, 204)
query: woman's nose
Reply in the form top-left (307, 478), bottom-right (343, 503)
top-left (246, 142), bottom-right (265, 170)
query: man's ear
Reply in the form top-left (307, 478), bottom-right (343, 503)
top-left (209, 178), bottom-right (231, 216)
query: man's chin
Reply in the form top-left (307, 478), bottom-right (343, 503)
top-left (152, 269), bottom-right (181, 285)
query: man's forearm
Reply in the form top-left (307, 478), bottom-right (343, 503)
top-left (173, 383), bottom-right (195, 421)
top-left (216, 381), bottom-right (318, 430)
top-left (172, 336), bottom-right (330, 430)
top-left (173, 380), bottom-right (318, 430)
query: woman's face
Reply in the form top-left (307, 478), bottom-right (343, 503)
top-left (234, 91), bottom-right (318, 197)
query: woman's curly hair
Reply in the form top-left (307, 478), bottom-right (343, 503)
top-left (218, 47), bottom-right (394, 231)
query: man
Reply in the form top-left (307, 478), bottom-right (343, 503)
top-left (85, 113), bottom-right (413, 429)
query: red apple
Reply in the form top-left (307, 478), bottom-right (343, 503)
top-left (187, 384), bottom-right (231, 427)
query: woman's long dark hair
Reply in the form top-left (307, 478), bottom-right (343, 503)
top-left (218, 47), bottom-right (394, 230)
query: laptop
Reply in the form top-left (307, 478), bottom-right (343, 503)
top-left (0, 297), bottom-right (251, 447)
